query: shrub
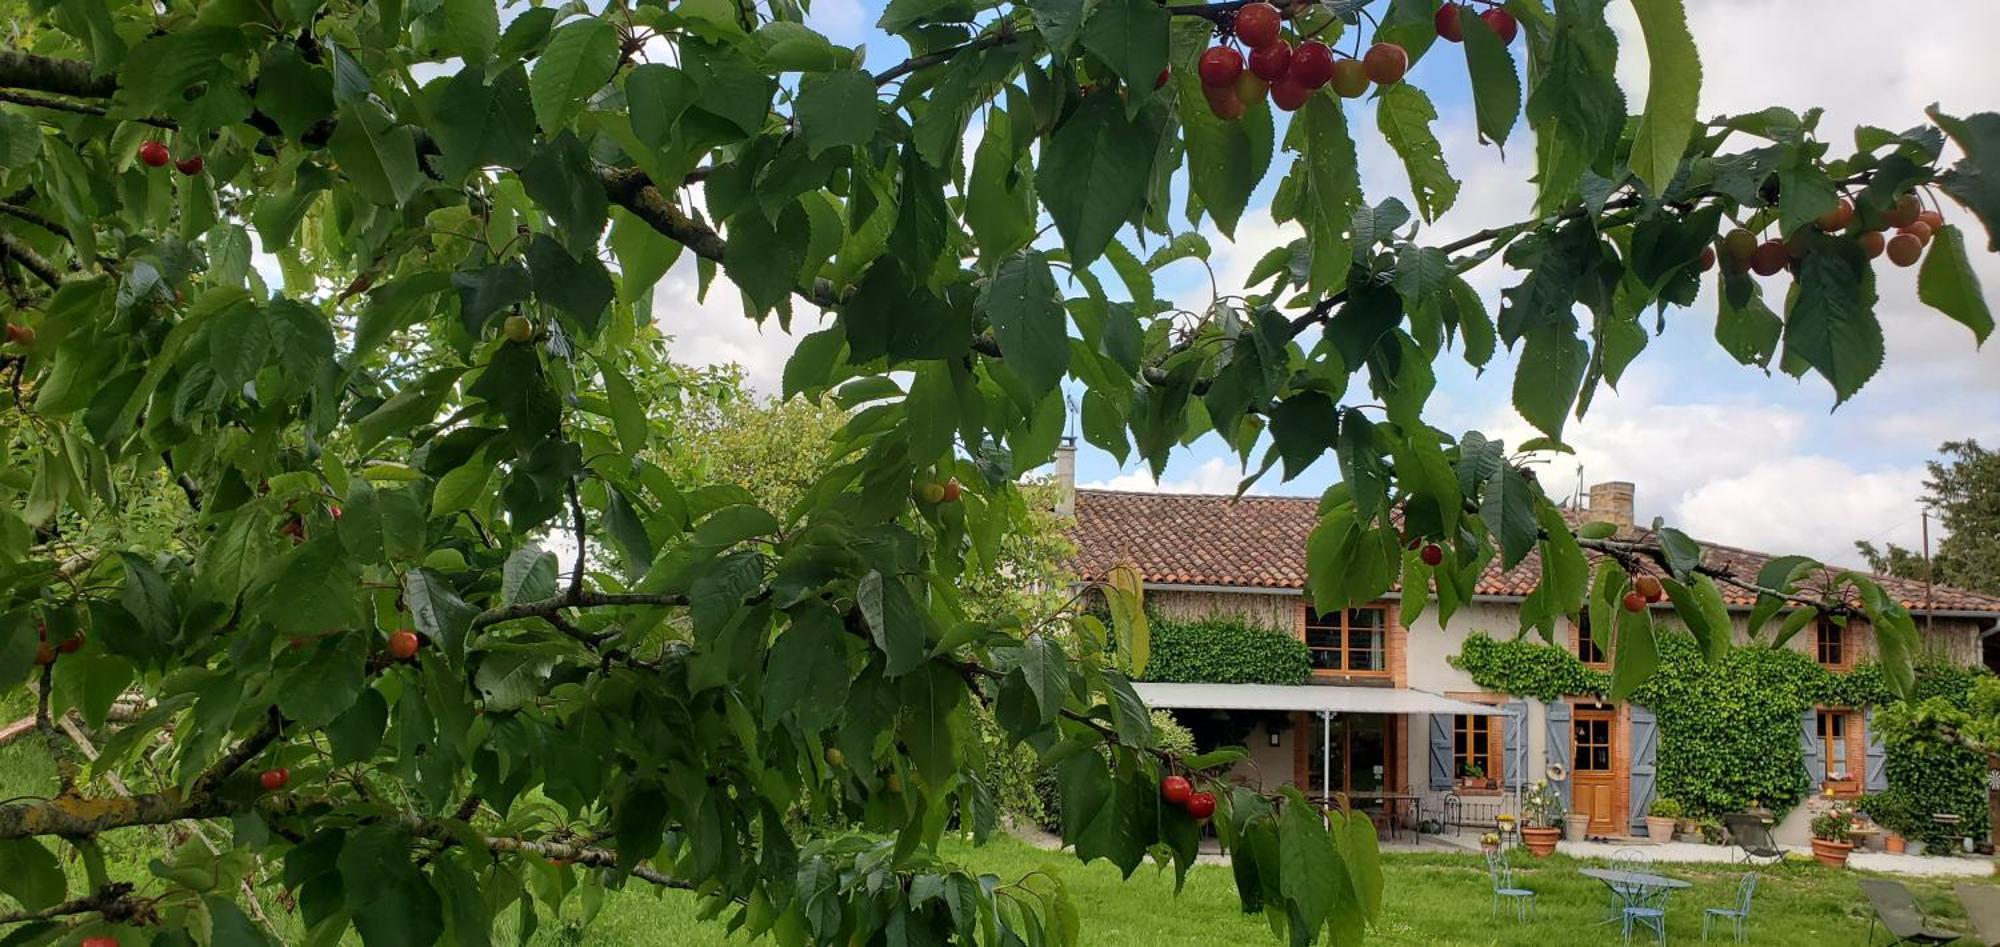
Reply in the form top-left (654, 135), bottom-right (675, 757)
top-left (1648, 797), bottom-right (1684, 820)
top-left (1141, 615), bottom-right (1311, 685)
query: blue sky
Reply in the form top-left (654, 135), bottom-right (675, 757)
top-left (653, 0), bottom-right (2000, 566)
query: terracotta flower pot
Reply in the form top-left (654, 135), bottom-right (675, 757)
top-left (1645, 816), bottom-right (1678, 845)
top-left (1886, 834), bottom-right (1907, 855)
top-left (1811, 837), bottom-right (1854, 868)
top-left (1521, 826), bottom-right (1561, 857)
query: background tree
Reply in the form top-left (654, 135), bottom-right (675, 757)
top-left (1855, 440), bottom-right (1999, 593)
top-left (0, 0), bottom-right (1995, 944)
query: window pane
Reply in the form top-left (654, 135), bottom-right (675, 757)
top-left (1309, 647), bottom-right (1337, 670)
top-left (1594, 746), bottom-right (1610, 770)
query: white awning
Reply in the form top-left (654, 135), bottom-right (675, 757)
top-left (1132, 682), bottom-right (1510, 716)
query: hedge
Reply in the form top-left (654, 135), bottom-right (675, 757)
top-left (1452, 631), bottom-right (1987, 822)
top-left (1140, 614), bottom-right (1311, 685)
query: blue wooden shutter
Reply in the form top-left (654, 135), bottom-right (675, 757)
top-left (1865, 707), bottom-right (1888, 792)
top-left (1429, 714), bottom-right (1454, 790)
top-left (1629, 705), bottom-right (1659, 837)
top-left (1801, 708), bottom-right (1824, 790)
top-left (1503, 699), bottom-right (1528, 790)
top-left (1545, 700), bottom-right (1572, 807)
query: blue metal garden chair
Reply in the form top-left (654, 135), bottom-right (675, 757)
top-left (1604, 848), bottom-right (1649, 924)
top-left (1623, 884), bottom-right (1673, 945)
top-left (1703, 872), bottom-right (1760, 942)
top-left (1486, 850), bottom-right (1537, 922)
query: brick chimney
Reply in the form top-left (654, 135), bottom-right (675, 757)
top-left (1054, 438), bottom-right (1077, 518)
top-left (1586, 481), bottom-right (1636, 529)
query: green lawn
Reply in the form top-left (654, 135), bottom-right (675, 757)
top-left (2, 705), bottom-right (1988, 946)
top-left (558, 834), bottom-right (1983, 947)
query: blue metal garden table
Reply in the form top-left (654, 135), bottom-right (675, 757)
top-left (1581, 867), bottom-right (1691, 939)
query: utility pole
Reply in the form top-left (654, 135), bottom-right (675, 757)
top-left (1922, 509), bottom-right (1935, 637)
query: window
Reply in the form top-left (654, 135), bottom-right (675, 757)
top-left (1453, 714), bottom-right (1501, 785)
top-left (1818, 710), bottom-right (1854, 786)
top-left (1304, 605), bottom-right (1389, 675)
top-left (1817, 619), bottom-right (1846, 667)
top-left (1575, 613), bottom-right (1607, 667)
top-left (1573, 716), bottom-right (1612, 772)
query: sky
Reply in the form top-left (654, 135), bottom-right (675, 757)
top-left (644, 0), bottom-right (2000, 568)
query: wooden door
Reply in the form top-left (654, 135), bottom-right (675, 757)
top-left (1571, 709), bottom-right (1618, 837)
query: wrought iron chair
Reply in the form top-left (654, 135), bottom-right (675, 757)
top-left (1722, 814), bottom-right (1785, 866)
top-left (1702, 872), bottom-right (1761, 942)
top-left (1623, 885), bottom-right (1674, 945)
top-left (1603, 848), bottom-right (1649, 923)
top-left (1485, 850), bottom-right (1537, 922)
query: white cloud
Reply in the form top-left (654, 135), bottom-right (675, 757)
top-left (1082, 456), bottom-right (1255, 495)
top-left (1677, 458), bottom-right (1929, 568)
top-left (648, 256), bottom-right (828, 395)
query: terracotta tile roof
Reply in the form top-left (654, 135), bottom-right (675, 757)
top-left (1068, 489), bottom-right (2000, 615)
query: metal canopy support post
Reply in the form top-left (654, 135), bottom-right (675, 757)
top-left (1321, 710), bottom-right (1333, 800)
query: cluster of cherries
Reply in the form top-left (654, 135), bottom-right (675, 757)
top-left (137, 138), bottom-right (204, 176)
top-left (1160, 773), bottom-right (1218, 820)
top-left (1708, 193), bottom-right (1947, 280)
top-left (1432, 1), bottom-right (1519, 45)
top-left (1621, 574), bottom-right (1665, 613)
top-left (31, 622), bottom-right (85, 666)
top-left (1194, 2), bottom-right (1396, 118)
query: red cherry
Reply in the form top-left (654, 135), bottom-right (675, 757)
top-left (82, 938), bottom-right (120, 947)
top-left (1185, 791), bottom-right (1217, 821)
top-left (941, 478), bottom-right (962, 502)
top-left (1249, 40), bottom-right (1293, 82)
top-left (1900, 220), bottom-right (1934, 244)
top-left (1917, 209), bottom-right (1944, 230)
top-left (1858, 231), bottom-right (1886, 260)
top-left (1420, 543), bottom-right (1444, 567)
top-left (1883, 193), bottom-right (1922, 229)
top-left (57, 633), bottom-right (84, 654)
top-left (1362, 43), bottom-right (1409, 86)
top-left (1435, 2), bottom-right (1466, 42)
top-left (138, 140), bottom-right (169, 167)
top-left (388, 629), bottom-right (422, 660)
top-left (1696, 245), bottom-right (1717, 273)
top-left (1161, 775), bottom-right (1192, 805)
top-left (1234, 71), bottom-right (1270, 106)
top-left (1269, 77), bottom-right (1311, 112)
top-left (1886, 233), bottom-right (1923, 267)
top-left (1155, 66), bottom-right (1171, 90)
top-left (1234, 2), bottom-right (1283, 49)
top-left (35, 641), bottom-right (55, 666)
top-left (1291, 41), bottom-right (1335, 89)
top-left (175, 155), bottom-right (204, 176)
top-left (1329, 58), bottom-right (1369, 98)
top-left (1198, 46), bottom-right (1245, 89)
top-left (1634, 575), bottom-right (1664, 603)
top-left (1622, 591), bottom-right (1647, 613)
top-left (259, 768), bottom-right (290, 791)
top-left (1816, 198), bottom-right (1854, 233)
top-left (4, 324), bottom-right (34, 347)
top-left (1205, 84), bottom-right (1245, 120)
top-left (329, 504), bottom-right (343, 520)
top-left (1480, 8), bottom-right (1519, 45)
top-left (1749, 240), bottom-right (1789, 277)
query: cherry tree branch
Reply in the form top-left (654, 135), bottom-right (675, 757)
top-left (0, 882), bottom-right (153, 926)
top-left (0, 232), bottom-right (62, 289)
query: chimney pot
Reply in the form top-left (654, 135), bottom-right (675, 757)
top-left (1055, 438), bottom-right (1077, 518)
top-left (1586, 481), bottom-right (1636, 529)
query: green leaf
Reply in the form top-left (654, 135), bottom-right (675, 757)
top-left (1176, 56), bottom-right (1272, 238)
top-left (432, 65), bottom-right (534, 180)
top-left (502, 547), bottom-right (558, 604)
top-left (796, 70), bottom-right (877, 158)
top-left (1017, 633), bottom-right (1070, 724)
top-left (1375, 82), bottom-right (1457, 223)
top-left (1104, 561), bottom-right (1149, 678)
top-left (1038, 91), bottom-right (1154, 266)
top-left (598, 362), bottom-right (651, 455)
top-left (249, 540), bottom-right (362, 638)
top-left (763, 606), bottom-right (851, 731)
top-left (519, 133), bottom-right (611, 254)
top-left (609, 206), bottom-right (681, 305)
top-left (1080, 0), bottom-right (1169, 104)
top-left (0, 839), bottom-right (64, 911)
top-left (966, 103), bottom-right (1037, 265)
top-left (1512, 321), bottom-right (1588, 441)
top-left (1783, 236), bottom-right (1883, 405)
top-left (982, 250), bottom-right (1071, 398)
top-left (724, 202), bottom-right (810, 317)
top-left (1607, 603), bottom-right (1656, 700)
top-left (327, 688), bottom-right (387, 764)
top-left (1277, 788), bottom-right (1338, 935)
top-left (1461, 6), bottom-right (1521, 148)
top-left (253, 44), bottom-right (333, 141)
top-left (1627, 0), bottom-right (1701, 195)
top-left (404, 569), bottom-right (477, 662)
top-left (857, 570), bottom-right (927, 677)
top-left (328, 99), bottom-right (420, 208)
top-left (1928, 106), bottom-right (2000, 252)
top-left (432, 0), bottom-right (499, 62)
top-left (276, 634), bottom-right (366, 728)
top-left (1916, 224), bottom-right (1994, 343)
top-left (453, 262), bottom-right (531, 336)
top-left (625, 63), bottom-right (696, 149)
top-left (525, 234), bottom-right (614, 333)
top-left (1290, 93), bottom-right (1362, 294)
top-left (1481, 465), bottom-right (1538, 570)
top-left (529, 17), bottom-right (620, 132)
top-left (430, 462), bottom-right (490, 519)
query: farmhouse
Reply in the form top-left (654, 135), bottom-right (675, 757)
top-left (1057, 449), bottom-right (2000, 848)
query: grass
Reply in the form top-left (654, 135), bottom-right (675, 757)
top-left (554, 834), bottom-right (1984, 947)
top-left (2, 705), bottom-right (1988, 946)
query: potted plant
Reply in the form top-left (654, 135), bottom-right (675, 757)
top-left (1645, 798), bottom-right (1683, 845)
top-left (1565, 809), bottom-right (1594, 842)
top-left (1520, 781), bottom-right (1563, 857)
top-left (1480, 832), bottom-right (1501, 855)
top-left (1860, 792), bottom-right (1910, 854)
top-left (1460, 760), bottom-right (1484, 789)
top-left (1811, 806), bottom-right (1856, 868)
